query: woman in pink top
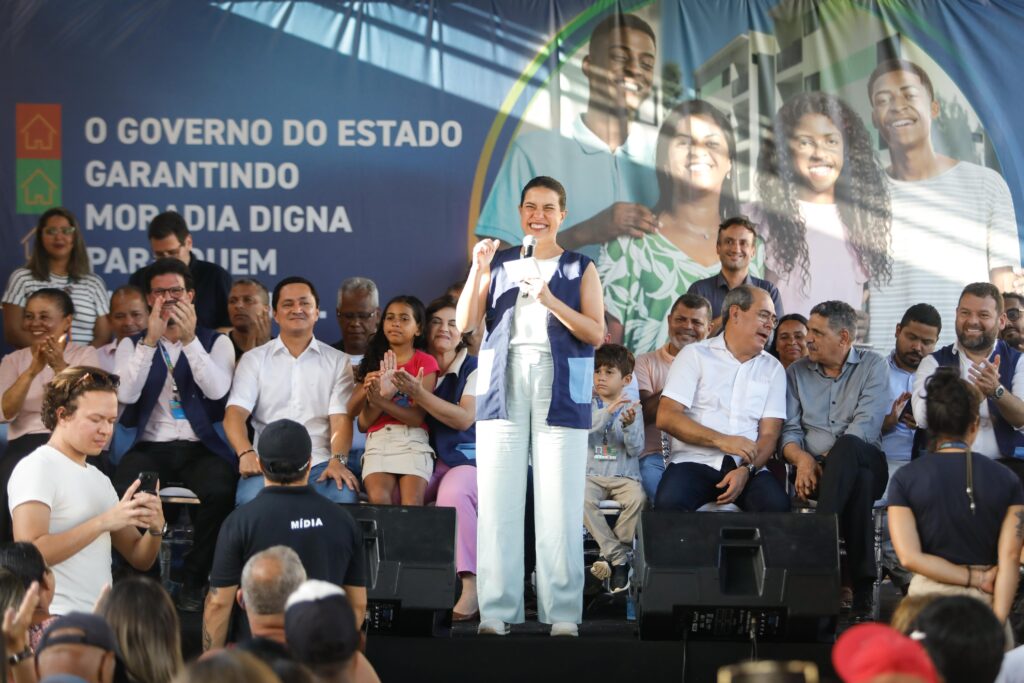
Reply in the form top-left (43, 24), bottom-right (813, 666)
top-left (0, 288), bottom-right (99, 539)
top-left (353, 295), bottom-right (439, 506)
top-left (755, 92), bottom-right (892, 318)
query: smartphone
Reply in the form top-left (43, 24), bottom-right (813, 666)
top-left (138, 471), bottom-right (158, 494)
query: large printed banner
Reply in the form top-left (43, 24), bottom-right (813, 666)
top-left (3, 0), bottom-right (1023, 349)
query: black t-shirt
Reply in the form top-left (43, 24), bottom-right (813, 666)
top-left (889, 452), bottom-right (1024, 565)
top-left (209, 485), bottom-right (366, 588)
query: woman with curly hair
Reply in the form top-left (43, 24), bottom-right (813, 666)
top-left (754, 91), bottom-right (891, 317)
top-left (598, 99), bottom-right (767, 354)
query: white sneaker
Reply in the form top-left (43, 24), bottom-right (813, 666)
top-left (478, 618), bottom-right (510, 636)
top-left (550, 622), bottom-right (578, 637)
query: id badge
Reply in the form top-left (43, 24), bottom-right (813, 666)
top-left (593, 445), bottom-right (616, 461)
top-left (169, 394), bottom-right (187, 420)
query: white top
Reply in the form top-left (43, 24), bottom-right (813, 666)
top-left (96, 340), bottom-right (118, 373)
top-left (912, 344), bottom-right (1024, 459)
top-left (996, 644), bottom-right (1024, 683)
top-left (343, 352), bottom-right (366, 454)
top-left (510, 255), bottom-right (561, 348)
top-left (766, 201), bottom-right (868, 317)
top-left (662, 335), bottom-right (787, 469)
top-left (8, 445), bottom-right (119, 615)
top-left (2, 269), bottom-right (110, 346)
top-left (868, 162), bottom-right (1019, 352)
top-left (115, 335), bottom-right (235, 443)
top-left (228, 337), bottom-right (354, 467)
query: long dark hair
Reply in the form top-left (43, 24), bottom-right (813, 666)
top-left (652, 99), bottom-right (740, 220)
top-left (28, 207), bottom-right (92, 281)
top-left (756, 91), bottom-right (892, 294)
top-left (357, 295), bottom-right (428, 381)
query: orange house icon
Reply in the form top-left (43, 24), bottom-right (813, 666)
top-left (20, 169), bottom-right (57, 207)
top-left (21, 114), bottom-right (58, 151)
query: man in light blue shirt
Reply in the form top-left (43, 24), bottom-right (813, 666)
top-left (475, 13), bottom-right (659, 258)
top-left (879, 303), bottom-right (941, 502)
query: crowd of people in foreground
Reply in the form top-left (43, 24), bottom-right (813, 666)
top-left (3, 176), bottom-right (1024, 682)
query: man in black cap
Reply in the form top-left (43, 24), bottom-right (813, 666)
top-left (201, 419), bottom-right (366, 651)
top-left (35, 612), bottom-right (119, 683)
top-left (285, 580), bottom-right (380, 683)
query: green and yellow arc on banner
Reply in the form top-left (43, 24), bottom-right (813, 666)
top-left (465, 0), bottom-right (654, 257)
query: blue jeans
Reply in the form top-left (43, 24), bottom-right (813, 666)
top-left (235, 461), bottom-right (358, 507)
top-left (638, 454), bottom-right (664, 503)
top-left (654, 458), bottom-right (791, 512)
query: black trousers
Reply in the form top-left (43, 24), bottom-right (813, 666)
top-left (114, 440), bottom-right (237, 587)
top-left (0, 433), bottom-right (52, 542)
top-left (815, 434), bottom-right (888, 583)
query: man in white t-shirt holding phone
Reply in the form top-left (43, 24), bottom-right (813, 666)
top-left (8, 365), bottom-right (164, 615)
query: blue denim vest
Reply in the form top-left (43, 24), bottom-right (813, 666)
top-left (931, 340), bottom-right (1023, 458)
top-left (118, 327), bottom-right (235, 467)
top-left (427, 352), bottom-right (478, 468)
top-left (476, 247), bottom-right (594, 429)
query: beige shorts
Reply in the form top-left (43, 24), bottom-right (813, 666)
top-left (362, 424), bottom-right (435, 481)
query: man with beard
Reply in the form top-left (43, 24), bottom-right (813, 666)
top-left (475, 13), bottom-right (659, 257)
top-left (633, 293), bottom-right (710, 501)
top-left (881, 304), bottom-right (941, 494)
top-left (912, 283), bottom-right (1024, 478)
top-left (687, 217), bottom-right (783, 332)
top-left (782, 300), bottom-right (889, 617)
top-left (115, 257), bottom-right (236, 612)
top-left (1000, 292), bottom-right (1024, 352)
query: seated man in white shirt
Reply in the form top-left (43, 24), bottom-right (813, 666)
top-left (9, 366), bottom-right (163, 615)
top-left (655, 285), bottom-right (790, 512)
top-left (226, 276), bottom-right (358, 507)
top-left (114, 258), bottom-right (237, 612)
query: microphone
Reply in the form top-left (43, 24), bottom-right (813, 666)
top-left (521, 235), bottom-right (537, 298)
top-left (522, 235), bottom-right (537, 259)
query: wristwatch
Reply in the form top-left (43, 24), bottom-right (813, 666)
top-left (994, 385), bottom-right (1006, 400)
top-left (745, 462), bottom-right (757, 475)
top-left (149, 522), bottom-right (168, 537)
top-left (330, 453), bottom-right (348, 465)
top-left (8, 648), bottom-right (32, 666)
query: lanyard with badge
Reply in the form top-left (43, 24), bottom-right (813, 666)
top-left (594, 397), bottom-right (623, 461)
top-left (158, 343), bottom-right (188, 420)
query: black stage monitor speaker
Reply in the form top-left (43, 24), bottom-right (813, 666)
top-left (346, 504), bottom-right (457, 637)
top-left (635, 511), bottom-right (839, 643)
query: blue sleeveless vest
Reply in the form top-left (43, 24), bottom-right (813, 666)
top-left (427, 352), bottom-right (478, 468)
top-left (476, 247), bottom-right (594, 429)
top-left (118, 327), bottom-right (235, 467)
top-left (931, 340), bottom-right (1023, 458)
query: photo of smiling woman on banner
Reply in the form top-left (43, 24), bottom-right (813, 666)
top-left (753, 91), bottom-right (892, 320)
top-left (599, 99), bottom-right (766, 354)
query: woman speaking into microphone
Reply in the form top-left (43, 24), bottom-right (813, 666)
top-left (457, 176), bottom-right (604, 637)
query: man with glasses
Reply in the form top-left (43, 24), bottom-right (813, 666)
top-left (225, 276), bottom-right (358, 508)
top-left (687, 217), bottom-right (783, 333)
top-left (1001, 292), bottom-right (1024, 352)
top-left (115, 258), bottom-right (237, 612)
top-left (654, 285), bottom-right (790, 513)
top-left (129, 210), bottom-right (232, 330)
top-left (331, 277), bottom-right (379, 479)
top-left (782, 300), bottom-right (889, 618)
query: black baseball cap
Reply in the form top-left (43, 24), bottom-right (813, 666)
top-left (257, 419), bottom-right (312, 475)
top-left (37, 612), bottom-right (118, 655)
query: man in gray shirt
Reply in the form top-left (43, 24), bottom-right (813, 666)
top-left (782, 300), bottom-right (889, 617)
